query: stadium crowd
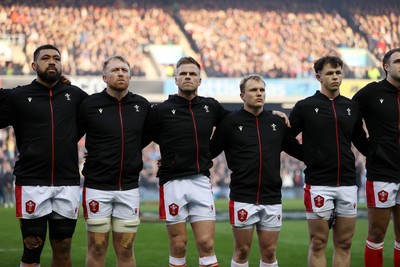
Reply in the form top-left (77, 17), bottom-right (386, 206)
top-left (0, 0), bottom-right (398, 78)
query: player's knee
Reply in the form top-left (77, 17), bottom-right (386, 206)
top-left (196, 237), bottom-right (214, 254)
top-left (20, 218), bottom-right (47, 251)
top-left (49, 218), bottom-right (77, 240)
top-left (310, 235), bottom-right (328, 251)
top-left (112, 218), bottom-right (140, 249)
top-left (86, 218), bottom-right (111, 246)
top-left (20, 218), bottom-right (47, 264)
top-left (235, 245), bottom-right (250, 261)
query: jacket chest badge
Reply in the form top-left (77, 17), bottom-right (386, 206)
top-left (98, 108), bottom-right (103, 114)
top-left (27, 97), bottom-right (32, 102)
top-left (238, 126), bottom-right (243, 131)
top-left (314, 108), bottom-right (319, 113)
top-left (171, 109), bottom-right (176, 115)
top-left (271, 123), bottom-right (277, 131)
top-left (65, 93), bottom-right (71, 101)
top-left (204, 105), bottom-right (209, 112)
top-left (347, 108), bottom-right (351, 116)
top-left (380, 98), bottom-right (384, 104)
top-left (134, 104), bottom-right (140, 112)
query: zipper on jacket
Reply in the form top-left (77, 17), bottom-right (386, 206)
top-left (331, 101), bottom-right (341, 186)
top-left (118, 102), bottom-right (125, 190)
top-left (189, 102), bottom-right (200, 173)
top-left (397, 93), bottom-right (400, 144)
top-left (256, 117), bottom-right (262, 204)
top-left (49, 89), bottom-right (55, 186)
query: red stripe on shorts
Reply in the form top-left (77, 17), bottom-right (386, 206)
top-left (82, 187), bottom-right (88, 218)
top-left (366, 180), bottom-right (376, 207)
top-left (15, 185), bottom-right (22, 218)
top-left (229, 199), bottom-right (234, 225)
top-left (159, 185), bottom-right (166, 220)
top-left (304, 184), bottom-right (313, 212)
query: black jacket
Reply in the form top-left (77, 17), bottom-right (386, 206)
top-left (145, 94), bottom-right (229, 185)
top-left (78, 90), bottom-right (150, 190)
top-left (352, 79), bottom-right (400, 182)
top-left (289, 91), bottom-right (368, 186)
top-left (0, 80), bottom-right (88, 186)
top-left (210, 108), bottom-right (303, 205)
top-left (0, 88), bottom-right (11, 128)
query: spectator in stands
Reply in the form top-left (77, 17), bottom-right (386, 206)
top-left (289, 56), bottom-right (368, 267)
top-left (1, 160), bottom-right (14, 208)
top-left (210, 74), bottom-right (302, 267)
top-left (352, 48), bottom-right (400, 267)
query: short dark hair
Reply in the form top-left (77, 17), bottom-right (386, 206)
top-left (314, 56), bottom-right (343, 74)
top-left (239, 74), bottom-right (265, 94)
top-left (33, 44), bottom-right (60, 61)
top-left (103, 55), bottom-right (131, 74)
top-left (176, 57), bottom-right (201, 70)
top-left (382, 48), bottom-right (400, 76)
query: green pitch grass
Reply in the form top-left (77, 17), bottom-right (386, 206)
top-left (0, 199), bottom-right (393, 266)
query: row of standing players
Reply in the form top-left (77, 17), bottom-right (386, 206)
top-left (0, 44), bottom-right (399, 267)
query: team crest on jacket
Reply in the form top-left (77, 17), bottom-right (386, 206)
top-left (171, 109), bottom-right (176, 115)
top-left (237, 208), bottom-right (248, 222)
top-left (380, 99), bottom-right (384, 104)
top-left (314, 195), bottom-right (324, 208)
top-left (314, 108), bottom-right (319, 113)
top-left (378, 190), bottom-right (388, 203)
top-left (204, 105), bottom-right (209, 112)
top-left (169, 203), bottom-right (179, 216)
top-left (27, 97), bottom-right (32, 102)
top-left (65, 93), bottom-right (71, 101)
top-left (98, 108), bottom-right (103, 114)
top-left (238, 126), bottom-right (243, 131)
top-left (25, 200), bottom-right (36, 214)
top-left (134, 105), bottom-right (140, 112)
top-left (271, 123), bottom-right (277, 131)
top-left (89, 200), bottom-right (99, 213)
top-left (347, 108), bottom-right (351, 116)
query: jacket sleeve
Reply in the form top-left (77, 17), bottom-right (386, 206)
top-left (282, 126), bottom-right (303, 161)
top-left (214, 99), bottom-right (231, 126)
top-left (351, 106), bottom-right (368, 156)
top-left (209, 117), bottom-right (228, 159)
top-left (288, 102), bottom-right (303, 137)
top-left (77, 101), bottom-right (88, 141)
top-left (142, 105), bottom-right (161, 147)
top-left (0, 89), bottom-right (12, 128)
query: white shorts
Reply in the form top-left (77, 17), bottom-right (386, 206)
top-left (159, 174), bottom-right (216, 224)
top-left (304, 184), bottom-right (358, 220)
top-left (15, 185), bottom-right (80, 219)
top-left (82, 187), bottom-right (140, 220)
top-left (229, 200), bottom-right (282, 231)
top-left (366, 180), bottom-right (400, 208)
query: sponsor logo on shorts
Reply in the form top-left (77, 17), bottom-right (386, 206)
top-left (378, 190), bottom-right (388, 203)
top-left (237, 209), bottom-right (248, 222)
top-left (314, 195), bottom-right (324, 208)
top-left (25, 200), bottom-right (36, 214)
top-left (89, 200), bottom-right (99, 213)
top-left (169, 203), bottom-right (179, 216)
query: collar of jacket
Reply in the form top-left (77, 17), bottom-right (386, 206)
top-left (101, 88), bottom-right (132, 102)
top-left (31, 79), bottom-right (63, 91)
top-left (382, 78), bottom-right (400, 93)
top-left (314, 90), bottom-right (342, 101)
top-left (240, 107), bottom-right (269, 118)
top-left (168, 94), bottom-right (200, 104)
